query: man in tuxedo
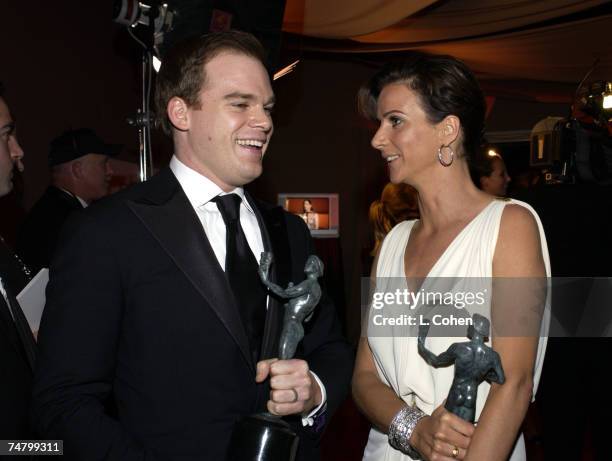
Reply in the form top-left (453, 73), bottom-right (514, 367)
top-left (32, 31), bottom-right (353, 460)
top-left (18, 128), bottom-right (120, 273)
top-left (0, 82), bottom-right (37, 443)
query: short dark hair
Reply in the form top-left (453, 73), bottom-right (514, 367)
top-left (155, 30), bottom-right (268, 135)
top-left (358, 54), bottom-right (486, 161)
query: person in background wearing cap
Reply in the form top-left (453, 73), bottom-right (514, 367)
top-left (0, 81), bottom-right (38, 451)
top-left (17, 128), bottom-right (120, 273)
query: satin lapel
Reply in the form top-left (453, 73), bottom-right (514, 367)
top-left (0, 292), bottom-right (27, 364)
top-left (246, 194), bottom-right (293, 361)
top-left (127, 169), bottom-right (254, 372)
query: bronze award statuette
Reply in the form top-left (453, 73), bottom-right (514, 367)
top-left (417, 313), bottom-right (505, 423)
top-left (226, 252), bottom-right (324, 461)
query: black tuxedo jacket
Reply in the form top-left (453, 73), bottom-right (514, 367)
top-left (18, 186), bottom-right (84, 273)
top-left (0, 241), bottom-right (36, 445)
top-left (32, 168), bottom-right (353, 460)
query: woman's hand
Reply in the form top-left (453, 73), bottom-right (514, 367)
top-left (411, 403), bottom-right (475, 461)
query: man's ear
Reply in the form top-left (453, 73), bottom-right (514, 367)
top-left (71, 160), bottom-right (84, 179)
top-left (437, 115), bottom-right (461, 146)
top-left (167, 97), bottom-right (190, 131)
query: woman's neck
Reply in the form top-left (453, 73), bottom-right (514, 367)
top-left (413, 163), bottom-right (491, 233)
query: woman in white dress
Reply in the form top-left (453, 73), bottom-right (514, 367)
top-left (300, 199), bottom-right (320, 230)
top-left (352, 55), bottom-right (549, 461)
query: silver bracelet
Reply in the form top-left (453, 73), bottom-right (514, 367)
top-left (388, 405), bottom-right (427, 459)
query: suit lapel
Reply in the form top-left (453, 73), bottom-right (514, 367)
top-left (127, 169), bottom-right (254, 372)
top-left (0, 291), bottom-right (29, 365)
top-left (0, 246), bottom-right (36, 371)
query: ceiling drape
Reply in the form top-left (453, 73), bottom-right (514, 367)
top-left (352, 0), bottom-right (609, 43)
top-left (282, 0), bottom-right (438, 37)
top-left (282, 0), bottom-right (612, 84)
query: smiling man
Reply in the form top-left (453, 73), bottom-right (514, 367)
top-left (32, 31), bottom-right (352, 461)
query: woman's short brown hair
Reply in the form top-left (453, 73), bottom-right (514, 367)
top-left (358, 53), bottom-right (486, 162)
top-left (154, 30), bottom-right (268, 135)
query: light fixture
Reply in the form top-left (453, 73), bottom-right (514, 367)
top-left (113, 1), bottom-right (174, 35)
top-left (487, 149), bottom-right (498, 157)
top-left (113, 0), bottom-right (176, 182)
top-left (603, 82), bottom-right (612, 110)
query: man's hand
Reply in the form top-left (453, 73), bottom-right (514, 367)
top-left (256, 358), bottom-right (322, 416)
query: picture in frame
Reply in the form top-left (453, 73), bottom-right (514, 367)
top-left (278, 193), bottom-right (339, 238)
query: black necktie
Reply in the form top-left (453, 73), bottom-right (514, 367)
top-left (212, 194), bottom-right (266, 364)
top-left (0, 279), bottom-right (37, 371)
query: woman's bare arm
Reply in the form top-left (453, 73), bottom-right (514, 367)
top-left (465, 204), bottom-right (546, 460)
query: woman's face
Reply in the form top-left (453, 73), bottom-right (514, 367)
top-left (303, 200), bottom-right (313, 212)
top-left (481, 156), bottom-right (511, 196)
top-left (370, 84), bottom-right (439, 185)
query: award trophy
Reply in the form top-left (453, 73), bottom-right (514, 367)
top-left (417, 313), bottom-right (505, 423)
top-left (225, 252), bottom-right (324, 461)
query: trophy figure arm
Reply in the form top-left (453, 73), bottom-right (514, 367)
top-left (263, 280), bottom-right (290, 299)
top-left (418, 341), bottom-right (456, 368)
top-left (258, 252), bottom-right (273, 283)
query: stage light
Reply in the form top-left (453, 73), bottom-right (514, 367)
top-left (113, 0), bottom-right (176, 182)
top-left (603, 82), bottom-right (612, 110)
top-left (487, 149), bottom-right (498, 157)
top-left (112, 1), bottom-right (174, 35)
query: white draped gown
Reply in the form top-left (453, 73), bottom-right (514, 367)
top-left (363, 199), bottom-right (551, 461)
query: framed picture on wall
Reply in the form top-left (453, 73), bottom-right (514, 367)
top-left (278, 193), bottom-right (339, 238)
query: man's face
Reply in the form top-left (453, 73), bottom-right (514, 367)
top-left (0, 97), bottom-right (24, 197)
top-left (176, 52), bottom-right (275, 191)
top-left (77, 153), bottom-right (113, 202)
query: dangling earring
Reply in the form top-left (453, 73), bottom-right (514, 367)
top-left (437, 144), bottom-right (454, 167)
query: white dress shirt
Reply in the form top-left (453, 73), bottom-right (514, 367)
top-left (59, 187), bottom-right (88, 208)
top-left (169, 156), bottom-right (326, 425)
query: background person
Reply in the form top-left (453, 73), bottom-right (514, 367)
top-left (300, 198), bottom-right (320, 230)
top-left (368, 182), bottom-right (419, 257)
top-left (471, 151), bottom-right (511, 197)
top-left (0, 81), bottom-right (37, 449)
top-left (17, 128), bottom-right (119, 272)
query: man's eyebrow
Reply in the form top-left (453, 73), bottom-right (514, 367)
top-left (223, 92), bottom-right (276, 106)
top-left (224, 92), bottom-right (254, 101)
